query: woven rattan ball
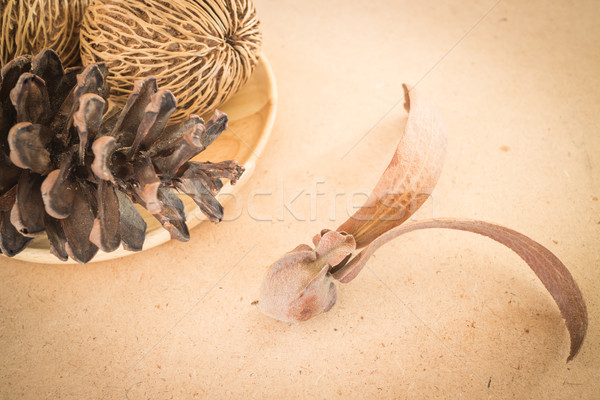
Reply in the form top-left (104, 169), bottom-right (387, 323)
top-left (80, 0), bottom-right (262, 123)
top-left (0, 0), bottom-right (89, 67)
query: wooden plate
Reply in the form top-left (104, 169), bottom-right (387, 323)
top-left (12, 55), bottom-right (277, 264)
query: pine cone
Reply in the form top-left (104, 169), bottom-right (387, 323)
top-left (0, 49), bottom-right (244, 263)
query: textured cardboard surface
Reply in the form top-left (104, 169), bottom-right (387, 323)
top-left (1, 0), bottom-right (599, 398)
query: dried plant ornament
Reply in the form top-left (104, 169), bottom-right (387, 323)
top-left (259, 85), bottom-right (588, 362)
top-left (0, 49), bottom-right (243, 263)
top-left (0, 0), bottom-right (89, 67)
top-left (80, 0), bottom-right (262, 123)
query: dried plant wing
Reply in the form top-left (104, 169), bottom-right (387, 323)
top-left (337, 85), bottom-right (446, 248)
top-left (332, 218), bottom-right (587, 361)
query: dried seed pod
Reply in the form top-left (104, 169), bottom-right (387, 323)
top-left (259, 231), bottom-right (355, 322)
top-left (259, 85), bottom-right (587, 362)
top-left (79, 0), bottom-right (262, 123)
top-left (0, 49), bottom-right (244, 263)
top-left (0, 0), bottom-right (90, 67)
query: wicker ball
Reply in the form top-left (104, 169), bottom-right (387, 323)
top-left (0, 0), bottom-right (89, 67)
top-left (80, 0), bottom-right (262, 123)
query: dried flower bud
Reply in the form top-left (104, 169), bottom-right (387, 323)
top-left (259, 231), bottom-right (355, 322)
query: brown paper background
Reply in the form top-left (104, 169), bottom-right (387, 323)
top-left (1, 0), bottom-right (599, 398)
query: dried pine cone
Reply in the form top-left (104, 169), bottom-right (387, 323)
top-left (0, 49), bottom-right (244, 263)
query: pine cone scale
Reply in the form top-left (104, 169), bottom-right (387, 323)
top-left (149, 115), bottom-right (202, 157)
top-left (8, 122), bottom-right (53, 174)
top-left (0, 185), bottom-right (17, 211)
top-left (0, 56), bottom-right (32, 102)
top-left (133, 156), bottom-right (162, 214)
top-left (111, 77), bottom-right (158, 147)
top-left (62, 182), bottom-right (98, 263)
top-left (44, 213), bottom-right (68, 261)
top-left (51, 66), bottom-right (83, 116)
top-left (10, 73), bottom-right (51, 124)
top-left (89, 181), bottom-right (121, 252)
top-left (152, 122), bottom-right (206, 176)
top-left (0, 210), bottom-right (32, 256)
top-left (41, 167), bottom-right (76, 219)
top-left (152, 187), bottom-right (189, 242)
top-left (91, 136), bottom-right (118, 182)
top-left (11, 171), bottom-right (45, 237)
top-left (50, 64), bottom-right (108, 143)
top-left (115, 189), bottom-right (146, 252)
top-left (130, 89), bottom-right (176, 157)
top-left (73, 93), bottom-right (106, 164)
top-left (1, 57), bottom-right (32, 144)
top-left (175, 175), bottom-right (223, 223)
top-left (47, 66), bottom-right (84, 137)
top-left (30, 50), bottom-right (65, 100)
